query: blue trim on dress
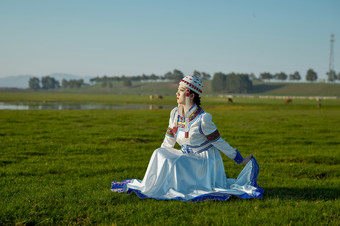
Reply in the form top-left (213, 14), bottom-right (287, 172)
top-left (249, 157), bottom-right (264, 196)
top-left (198, 117), bottom-right (204, 134)
top-left (233, 149), bottom-right (244, 164)
top-left (111, 158), bottom-right (264, 202)
top-left (186, 140), bottom-right (210, 148)
top-left (194, 144), bottom-right (214, 154)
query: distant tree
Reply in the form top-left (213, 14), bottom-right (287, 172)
top-left (338, 72), bottom-right (340, 81)
top-left (72, 79), bottom-right (84, 88)
top-left (99, 75), bottom-right (110, 87)
top-left (274, 72), bottom-right (288, 81)
top-left (150, 74), bottom-right (159, 81)
top-left (123, 78), bottom-right (132, 87)
top-left (201, 72), bottom-right (211, 80)
top-left (90, 77), bottom-right (99, 84)
top-left (260, 72), bottom-right (273, 81)
top-left (326, 70), bottom-right (337, 82)
top-left (173, 69), bottom-right (184, 83)
top-left (212, 72), bottom-right (227, 92)
top-left (68, 79), bottom-right (77, 88)
top-left (248, 73), bottom-right (257, 81)
top-left (28, 77), bottom-right (40, 90)
top-left (225, 73), bottom-right (252, 93)
top-left (132, 75), bottom-right (142, 81)
top-left (164, 71), bottom-right (174, 80)
top-left (41, 76), bottom-right (60, 89)
top-left (193, 70), bottom-right (202, 79)
top-left (61, 79), bottom-right (68, 88)
top-left (141, 74), bottom-right (148, 81)
top-left (112, 76), bottom-right (121, 82)
top-left (55, 79), bottom-right (60, 89)
top-left (192, 70), bottom-right (211, 80)
top-left (108, 81), bottom-right (113, 88)
top-left (306, 69), bottom-right (318, 82)
top-left (289, 71), bottom-right (301, 81)
top-left (101, 81), bottom-right (107, 87)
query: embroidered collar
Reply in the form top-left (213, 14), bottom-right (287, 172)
top-left (178, 104), bottom-right (203, 122)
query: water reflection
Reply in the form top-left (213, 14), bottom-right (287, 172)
top-left (0, 102), bottom-right (171, 110)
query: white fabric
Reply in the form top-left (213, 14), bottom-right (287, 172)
top-left (125, 105), bottom-right (261, 200)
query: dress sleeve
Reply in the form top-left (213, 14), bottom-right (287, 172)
top-left (201, 113), bottom-right (244, 164)
top-left (161, 107), bottom-right (177, 149)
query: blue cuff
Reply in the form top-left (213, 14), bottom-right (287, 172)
top-left (233, 149), bottom-right (244, 164)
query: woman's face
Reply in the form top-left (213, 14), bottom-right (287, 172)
top-left (176, 84), bottom-right (187, 105)
top-left (176, 84), bottom-right (195, 105)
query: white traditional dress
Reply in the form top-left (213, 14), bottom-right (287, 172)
top-left (111, 104), bottom-right (263, 201)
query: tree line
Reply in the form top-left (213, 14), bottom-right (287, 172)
top-left (28, 76), bottom-right (86, 90)
top-left (212, 72), bottom-right (252, 93)
top-left (90, 69), bottom-right (211, 88)
top-left (259, 69), bottom-right (340, 82)
top-left (28, 68), bottom-right (339, 93)
top-left (326, 70), bottom-right (340, 82)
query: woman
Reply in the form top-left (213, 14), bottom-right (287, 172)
top-left (111, 75), bottom-right (263, 201)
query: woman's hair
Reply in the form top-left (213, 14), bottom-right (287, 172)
top-left (190, 90), bottom-right (201, 107)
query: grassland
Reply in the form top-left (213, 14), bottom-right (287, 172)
top-left (0, 92), bottom-right (339, 225)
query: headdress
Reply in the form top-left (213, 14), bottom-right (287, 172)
top-left (179, 75), bottom-right (203, 95)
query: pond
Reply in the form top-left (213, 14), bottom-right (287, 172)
top-left (0, 102), bottom-right (172, 110)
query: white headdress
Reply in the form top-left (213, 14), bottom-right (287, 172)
top-left (179, 75), bottom-right (203, 95)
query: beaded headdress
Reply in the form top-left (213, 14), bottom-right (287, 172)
top-left (179, 75), bottom-right (203, 95)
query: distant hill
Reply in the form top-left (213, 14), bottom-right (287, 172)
top-left (0, 75), bottom-right (35, 88)
top-left (0, 73), bottom-right (93, 88)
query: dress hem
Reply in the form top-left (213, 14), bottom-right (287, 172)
top-left (111, 158), bottom-right (264, 202)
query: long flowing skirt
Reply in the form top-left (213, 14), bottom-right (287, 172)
top-left (111, 147), bottom-right (263, 202)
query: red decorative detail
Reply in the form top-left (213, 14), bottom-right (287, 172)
top-left (173, 126), bottom-right (178, 135)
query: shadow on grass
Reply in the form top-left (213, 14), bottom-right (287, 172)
top-left (263, 187), bottom-right (340, 201)
top-left (252, 83), bottom-right (287, 93)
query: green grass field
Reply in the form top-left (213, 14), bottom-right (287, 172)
top-left (0, 92), bottom-right (339, 225)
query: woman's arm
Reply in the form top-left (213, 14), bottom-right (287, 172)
top-left (201, 113), bottom-right (252, 164)
top-left (160, 107), bottom-right (177, 148)
top-left (240, 154), bottom-right (253, 164)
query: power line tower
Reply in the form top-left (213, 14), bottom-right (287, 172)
top-left (327, 34), bottom-right (336, 81)
top-left (329, 34), bottom-right (334, 72)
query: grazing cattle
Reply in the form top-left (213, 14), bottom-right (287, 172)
top-left (284, 98), bottom-right (293, 104)
top-left (150, 95), bottom-right (153, 100)
top-left (227, 98), bottom-right (233, 103)
top-left (316, 97), bottom-right (321, 108)
top-left (156, 95), bottom-right (163, 99)
top-left (149, 105), bottom-right (163, 110)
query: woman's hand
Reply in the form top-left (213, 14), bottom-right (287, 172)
top-left (240, 154), bottom-right (253, 165)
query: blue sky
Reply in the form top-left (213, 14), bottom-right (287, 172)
top-left (0, 0), bottom-right (339, 80)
